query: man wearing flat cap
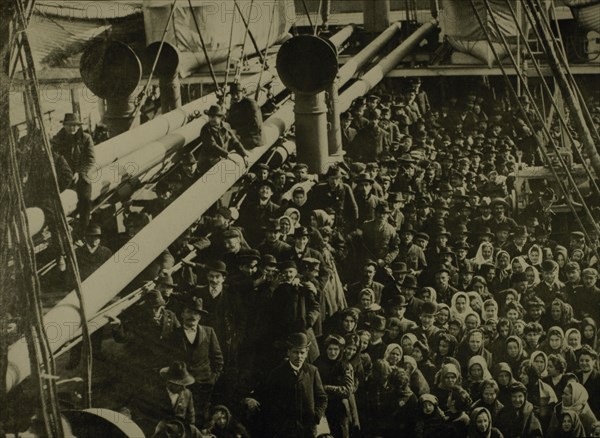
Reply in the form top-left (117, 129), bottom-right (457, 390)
top-left (51, 113), bottom-right (96, 237)
top-left (196, 104), bottom-right (249, 173)
top-left (341, 111), bottom-right (357, 152)
top-left (166, 296), bottom-right (224, 423)
top-left (253, 332), bottom-right (327, 438)
top-left (226, 82), bottom-right (263, 150)
top-left (257, 219), bottom-right (292, 260)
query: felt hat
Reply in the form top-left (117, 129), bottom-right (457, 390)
top-left (204, 105), bottom-right (225, 117)
top-left (160, 361), bottom-right (195, 386)
top-left (61, 113), bottom-right (83, 125)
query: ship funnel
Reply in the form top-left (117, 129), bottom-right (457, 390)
top-left (276, 35), bottom-right (338, 173)
top-left (80, 40), bottom-right (142, 137)
top-left (145, 41), bottom-right (182, 113)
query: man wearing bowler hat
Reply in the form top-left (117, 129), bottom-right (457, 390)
top-left (226, 82), bottom-right (263, 150)
top-left (166, 296), bottom-right (224, 424)
top-left (282, 226), bottom-right (329, 288)
top-left (254, 332), bottom-right (327, 438)
top-left (51, 113), bottom-right (96, 237)
top-left (239, 178), bottom-right (280, 246)
top-left (196, 104), bottom-right (249, 172)
top-left (341, 111), bottom-right (357, 153)
top-left (257, 219), bottom-right (291, 260)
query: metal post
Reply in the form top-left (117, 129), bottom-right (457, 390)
top-left (104, 96), bottom-right (140, 138)
top-left (295, 91), bottom-right (329, 174)
top-left (327, 79), bottom-right (343, 158)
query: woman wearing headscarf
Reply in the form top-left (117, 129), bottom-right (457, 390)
top-left (382, 343), bottom-right (403, 368)
top-left (467, 355), bottom-right (494, 402)
top-left (555, 245), bottom-right (570, 282)
top-left (360, 359), bottom-right (392, 437)
top-left (435, 303), bottom-right (451, 330)
top-left (540, 326), bottom-right (578, 372)
top-left (278, 215), bottom-right (295, 245)
top-left (527, 244), bottom-right (543, 270)
top-left (415, 394), bottom-right (448, 438)
top-left (283, 207), bottom-right (301, 229)
top-left (432, 362), bottom-right (462, 412)
top-left (547, 380), bottom-right (598, 435)
top-left (564, 328), bottom-right (584, 361)
top-left (450, 291), bottom-right (472, 323)
top-left (456, 329), bottom-right (493, 376)
top-left (503, 335), bottom-right (528, 375)
top-left (495, 362), bottom-right (516, 407)
top-left (543, 299), bottom-right (579, 332)
top-left (530, 350), bottom-right (549, 378)
top-left (511, 255), bottom-right (530, 275)
top-left (495, 381), bottom-right (544, 438)
top-left (342, 333), bottom-right (363, 434)
top-left (467, 292), bottom-right (485, 316)
top-left (315, 334), bottom-right (354, 438)
top-left (357, 288), bottom-right (384, 322)
top-left (411, 339), bottom-right (437, 385)
top-left (472, 242), bottom-right (495, 270)
top-left (470, 276), bottom-right (493, 302)
top-left (581, 317), bottom-right (598, 351)
top-left (518, 359), bottom-right (558, 431)
top-left (400, 333), bottom-right (418, 357)
top-left (482, 299), bottom-right (499, 323)
top-left (464, 311), bottom-right (483, 332)
top-left (492, 249), bottom-right (512, 293)
top-left (468, 406), bottom-right (504, 438)
top-left (524, 266), bottom-right (540, 290)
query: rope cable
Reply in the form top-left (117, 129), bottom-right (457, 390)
top-left (255, 0), bottom-right (277, 101)
top-left (502, 0), bottom-right (600, 197)
top-left (469, 0), bottom-right (600, 260)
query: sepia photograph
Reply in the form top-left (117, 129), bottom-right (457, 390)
top-left (1, 0), bottom-right (600, 436)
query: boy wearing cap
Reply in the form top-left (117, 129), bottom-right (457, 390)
top-left (576, 345), bottom-right (600, 417)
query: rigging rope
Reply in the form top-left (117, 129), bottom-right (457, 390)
top-left (471, 0), bottom-right (600, 258)
top-left (234, 0), bottom-right (253, 80)
top-left (502, 0), bottom-right (600, 197)
top-left (13, 0), bottom-right (95, 411)
top-left (222, 0), bottom-right (237, 103)
top-left (528, 0), bottom-right (600, 145)
top-left (255, 0), bottom-right (277, 101)
top-left (187, 0), bottom-right (222, 96)
top-left (301, 0), bottom-right (315, 34)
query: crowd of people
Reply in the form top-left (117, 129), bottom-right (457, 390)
top-left (37, 77), bottom-right (600, 438)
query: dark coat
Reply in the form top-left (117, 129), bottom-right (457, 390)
top-left (350, 124), bottom-right (390, 161)
top-left (227, 96), bottom-right (263, 149)
top-left (51, 127), bottom-right (95, 181)
top-left (576, 369), bottom-right (600, 418)
top-left (495, 400), bottom-right (543, 438)
top-left (197, 121), bottom-right (248, 165)
top-left (166, 325), bottom-right (224, 385)
top-left (360, 220), bottom-right (399, 266)
top-left (257, 239), bottom-right (292, 261)
top-left (260, 360), bottom-right (328, 438)
top-left (75, 244), bottom-right (112, 280)
top-left (269, 281), bottom-right (321, 339)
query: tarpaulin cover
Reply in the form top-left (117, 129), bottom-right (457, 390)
top-left (144, 0), bottom-right (296, 77)
top-left (440, 0), bottom-right (528, 43)
top-left (568, 1), bottom-right (600, 32)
